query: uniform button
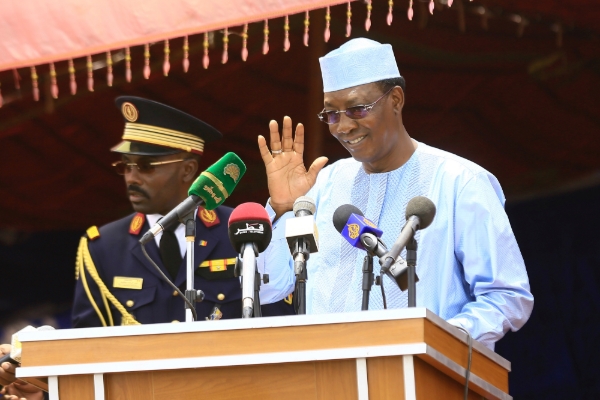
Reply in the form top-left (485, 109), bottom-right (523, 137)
top-left (217, 293), bottom-right (225, 301)
top-left (172, 320), bottom-right (180, 323)
top-left (172, 290), bottom-right (178, 296)
top-left (126, 300), bottom-right (134, 307)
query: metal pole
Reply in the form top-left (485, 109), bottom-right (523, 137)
top-left (241, 243), bottom-right (257, 318)
top-left (184, 213), bottom-right (196, 322)
top-left (361, 255), bottom-right (374, 311)
top-left (406, 238), bottom-right (418, 307)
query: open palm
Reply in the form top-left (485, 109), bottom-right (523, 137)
top-left (258, 116), bottom-right (328, 218)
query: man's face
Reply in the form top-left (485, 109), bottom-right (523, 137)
top-left (122, 153), bottom-right (188, 215)
top-left (323, 83), bottom-right (402, 173)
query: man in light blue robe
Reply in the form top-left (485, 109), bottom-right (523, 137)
top-left (257, 38), bottom-right (533, 350)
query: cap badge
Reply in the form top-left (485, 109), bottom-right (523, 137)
top-left (347, 223), bottom-right (359, 239)
top-left (198, 207), bottom-right (220, 227)
top-left (122, 102), bottom-right (139, 122)
top-left (223, 163), bottom-right (241, 182)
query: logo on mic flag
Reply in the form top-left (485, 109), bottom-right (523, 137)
top-left (235, 223), bottom-right (265, 235)
top-left (223, 163), bottom-right (241, 182)
top-left (348, 223), bottom-right (360, 239)
top-left (341, 213), bottom-right (383, 250)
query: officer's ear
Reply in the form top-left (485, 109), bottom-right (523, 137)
top-left (182, 154), bottom-right (200, 183)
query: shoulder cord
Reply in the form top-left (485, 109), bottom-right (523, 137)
top-left (76, 237), bottom-right (108, 326)
top-left (77, 237), bottom-right (140, 326)
top-left (83, 238), bottom-right (114, 326)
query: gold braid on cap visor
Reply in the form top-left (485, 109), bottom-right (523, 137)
top-left (123, 122), bottom-right (205, 154)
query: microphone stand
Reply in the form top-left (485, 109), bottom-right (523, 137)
top-left (253, 263), bottom-right (262, 317)
top-left (361, 255), bottom-right (374, 311)
top-left (406, 238), bottom-right (418, 307)
top-left (295, 263), bottom-right (307, 315)
top-left (184, 212), bottom-right (204, 322)
top-left (292, 238), bottom-right (310, 315)
top-left (241, 243), bottom-right (259, 318)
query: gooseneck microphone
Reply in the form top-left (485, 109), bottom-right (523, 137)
top-left (285, 196), bottom-right (318, 315)
top-left (379, 196), bottom-right (436, 271)
top-left (140, 152), bottom-right (247, 245)
top-left (380, 196), bottom-right (436, 307)
top-left (138, 152), bottom-right (246, 322)
top-left (332, 204), bottom-right (386, 310)
top-left (332, 204), bottom-right (418, 296)
top-left (333, 204), bottom-right (383, 253)
top-left (228, 203), bottom-right (273, 318)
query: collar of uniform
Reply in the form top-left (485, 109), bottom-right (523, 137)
top-left (145, 213), bottom-right (188, 259)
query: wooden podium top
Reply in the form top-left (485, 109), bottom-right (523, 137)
top-left (17, 308), bottom-right (511, 400)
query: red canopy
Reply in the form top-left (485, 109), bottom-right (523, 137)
top-left (0, 0), bottom-right (598, 231)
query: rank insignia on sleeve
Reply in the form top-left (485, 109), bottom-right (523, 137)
top-left (129, 213), bottom-right (145, 235)
top-left (86, 226), bottom-right (100, 241)
top-left (198, 207), bottom-right (220, 228)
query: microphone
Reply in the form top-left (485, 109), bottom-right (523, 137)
top-left (379, 196), bottom-right (436, 271)
top-left (0, 325), bottom-right (55, 365)
top-left (285, 197), bottom-right (319, 275)
top-left (332, 204), bottom-right (382, 252)
top-left (228, 203), bottom-right (273, 318)
top-left (285, 196), bottom-right (318, 315)
top-left (332, 204), bottom-right (416, 291)
top-left (140, 152), bottom-right (246, 245)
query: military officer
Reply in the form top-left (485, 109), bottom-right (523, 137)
top-left (72, 96), bottom-right (295, 327)
top-left (0, 96), bottom-right (296, 400)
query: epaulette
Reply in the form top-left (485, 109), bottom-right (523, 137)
top-left (129, 213), bottom-right (145, 235)
top-left (86, 226), bottom-right (101, 241)
top-left (198, 207), bottom-right (220, 228)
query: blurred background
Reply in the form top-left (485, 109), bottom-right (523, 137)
top-left (1, 1), bottom-right (599, 398)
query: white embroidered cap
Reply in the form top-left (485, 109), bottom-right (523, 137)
top-left (319, 38), bottom-right (401, 93)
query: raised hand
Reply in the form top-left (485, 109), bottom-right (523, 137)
top-left (258, 116), bottom-right (328, 218)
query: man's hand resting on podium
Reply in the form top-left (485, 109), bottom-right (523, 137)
top-left (0, 344), bottom-right (44, 400)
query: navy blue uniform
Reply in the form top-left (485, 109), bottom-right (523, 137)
top-left (72, 206), bottom-right (293, 327)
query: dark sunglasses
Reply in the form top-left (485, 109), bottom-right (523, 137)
top-left (317, 87), bottom-right (394, 125)
top-left (112, 159), bottom-right (188, 175)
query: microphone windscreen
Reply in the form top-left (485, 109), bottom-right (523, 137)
top-left (293, 196), bottom-right (316, 216)
top-left (333, 204), bottom-right (363, 233)
top-left (188, 152), bottom-right (247, 210)
top-left (405, 196), bottom-right (436, 229)
top-left (228, 202), bottom-right (272, 253)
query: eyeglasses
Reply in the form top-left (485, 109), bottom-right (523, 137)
top-left (317, 87), bottom-right (394, 125)
top-left (112, 159), bottom-right (188, 175)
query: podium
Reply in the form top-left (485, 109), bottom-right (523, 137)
top-left (17, 308), bottom-right (511, 400)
